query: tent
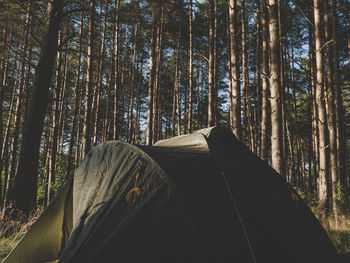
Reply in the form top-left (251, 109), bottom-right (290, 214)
top-left (3, 127), bottom-right (341, 262)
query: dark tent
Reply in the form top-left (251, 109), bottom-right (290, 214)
top-left (3, 127), bottom-right (341, 262)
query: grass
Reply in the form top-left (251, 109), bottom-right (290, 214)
top-left (325, 214), bottom-right (350, 255)
top-left (0, 208), bottom-right (39, 261)
top-left (0, 233), bottom-right (22, 261)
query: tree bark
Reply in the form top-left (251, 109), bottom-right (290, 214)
top-left (242, 0), bottom-right (248, 143)
top-left (82, 0), bottom-right (96, 158)
top-left (113, 0), bottom-right (121, 140)
top-left (128, 19), bottom-right (138, 143)
top-left (332, 0), bottom-right (348, 208)
top-left (172, 25), bottom-right (181, 137)
top-left (261, 0), bottom-right (269, 161)
top-left (228, 0), bottom-right (240, 138)
top-left (146, 3), bottom-right (160, 145)
top-left (324, 0), bottom-right (338, 218)
top-left (188, 0), bottom-right (193, 133)
top-left (208, 0), bottom-right (215, 127)
top-left (314, 0), bottom-right (329, 223)
top-left (268, 0), bottom-right (284, 176)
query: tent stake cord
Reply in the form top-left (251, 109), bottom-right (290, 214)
top-left (220, 171), bottom-right (257, 263)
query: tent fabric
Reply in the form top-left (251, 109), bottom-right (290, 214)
top-left (3, 127), bottom-right (340, 262)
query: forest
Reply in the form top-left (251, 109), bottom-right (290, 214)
top-left (0, 0), bottom-right (349, 257)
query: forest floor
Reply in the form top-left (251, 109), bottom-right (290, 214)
top-left (325, 215), bottom-right (350, 254)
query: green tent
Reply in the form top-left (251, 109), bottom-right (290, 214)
top-left (3, 127), bottom-right (341, 262)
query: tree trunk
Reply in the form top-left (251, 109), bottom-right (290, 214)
top-left (113, 0), bottom-right (121, 140)
top-left (228, 0), bottom-right (240, 138)
top-left (172, 25), bottom-right (181, 137)
top-left (208, 0), bottom-right (215, 127)
top-left (146, 3), bottom-right (160, 145)
top-left (324, 0), bottom-right (338, 218)
top-left (261, 0), bottom-right (269, 161)
top-left (332, 0), bottom-right (348, 208)
top-left (308, 7), bottom-right (319, 195)
top-left (314, 0), bottom-right (329, 223)
top-left (128, 19), bottom-right (138, 143)
top-left (67, 4), bottom-right (83, 177)
top-left (152, 3), bottom-right (164, 144)
top-left (242, 0), bottom-right (248, 143)
top-left (268, 0), bottom-right (284, 176)
top-left (82, 0), bottom-right (96, 158)
top-left (278, 0), bottom-right (287, 178)
top-left (8, 0), bottom-right (63, 216)
top-left (188, 0), bottom-right (193, 133)
top-left (255, 0), bottom-right (261, 155)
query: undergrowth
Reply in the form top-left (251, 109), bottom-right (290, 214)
top-left (0, 206), bottom-right (39, 261)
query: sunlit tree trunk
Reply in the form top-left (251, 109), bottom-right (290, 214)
top-left (113, 0), bottom-right (121, 140)
top-left (314, 0), bottom-right (329, 223)
top-left (324, 0), bottom-right (338, 218)
top-left (146, 3), bottom-right (160, 145)
top-left (261, 0), bottom-right (269, 160)
top-left (128, 19), bottom-right (138, 143)
top-left (228, 0), bottom-right (240, 138)
top-left (308, 7), bottom-right (319, 195)
top-left (268, 0), bottom-right (284, 176)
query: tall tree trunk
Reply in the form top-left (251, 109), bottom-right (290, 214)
top-left (314, 0), bottom-right (329, 223)
top-left (332, 0), bottom-right (348, 208)
top-left (268, 0), bottom-right (284, 176)
top-left (152, 3), bottom-right (164, 144)
top-left (82, 0), bottom-right (96, 157)
top-left (255, 0), bottom-right (261, 155)
top-left (8, 0), bottom-right (63, 216)
top-left (228, 0), bottom-right (240, 138)
top-left (93, 0), bottom-right (109, 146)
top-left (242, 0), bottom-right (248, 143)
top-left (208, 0), bottom-right (215, 127)
top-left (261, 0), bottom-right (269, 160)
top-left (128, 19), bottom-right (138, 143)
top-left (47, 33), bottom-right (63, 205)
top-left (324, 0), bottom-right (338, 218)
top-left (278, 0), bottom-right (287, 178)
top-left (172, 26), bottom-right (181, 137)
top-left (308, 7), bottom-right (319, 196)
top-left (146, 3), bottom-right (160, 145)
top-left (67, 4), bottom-right (83, 177)
top-left (188, 0), bottom-right (193, 133)
top-left (113, 0), bottom-right (121, 140)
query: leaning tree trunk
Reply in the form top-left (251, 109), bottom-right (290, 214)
top-left (8, 0), bottom-right (63, 217)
